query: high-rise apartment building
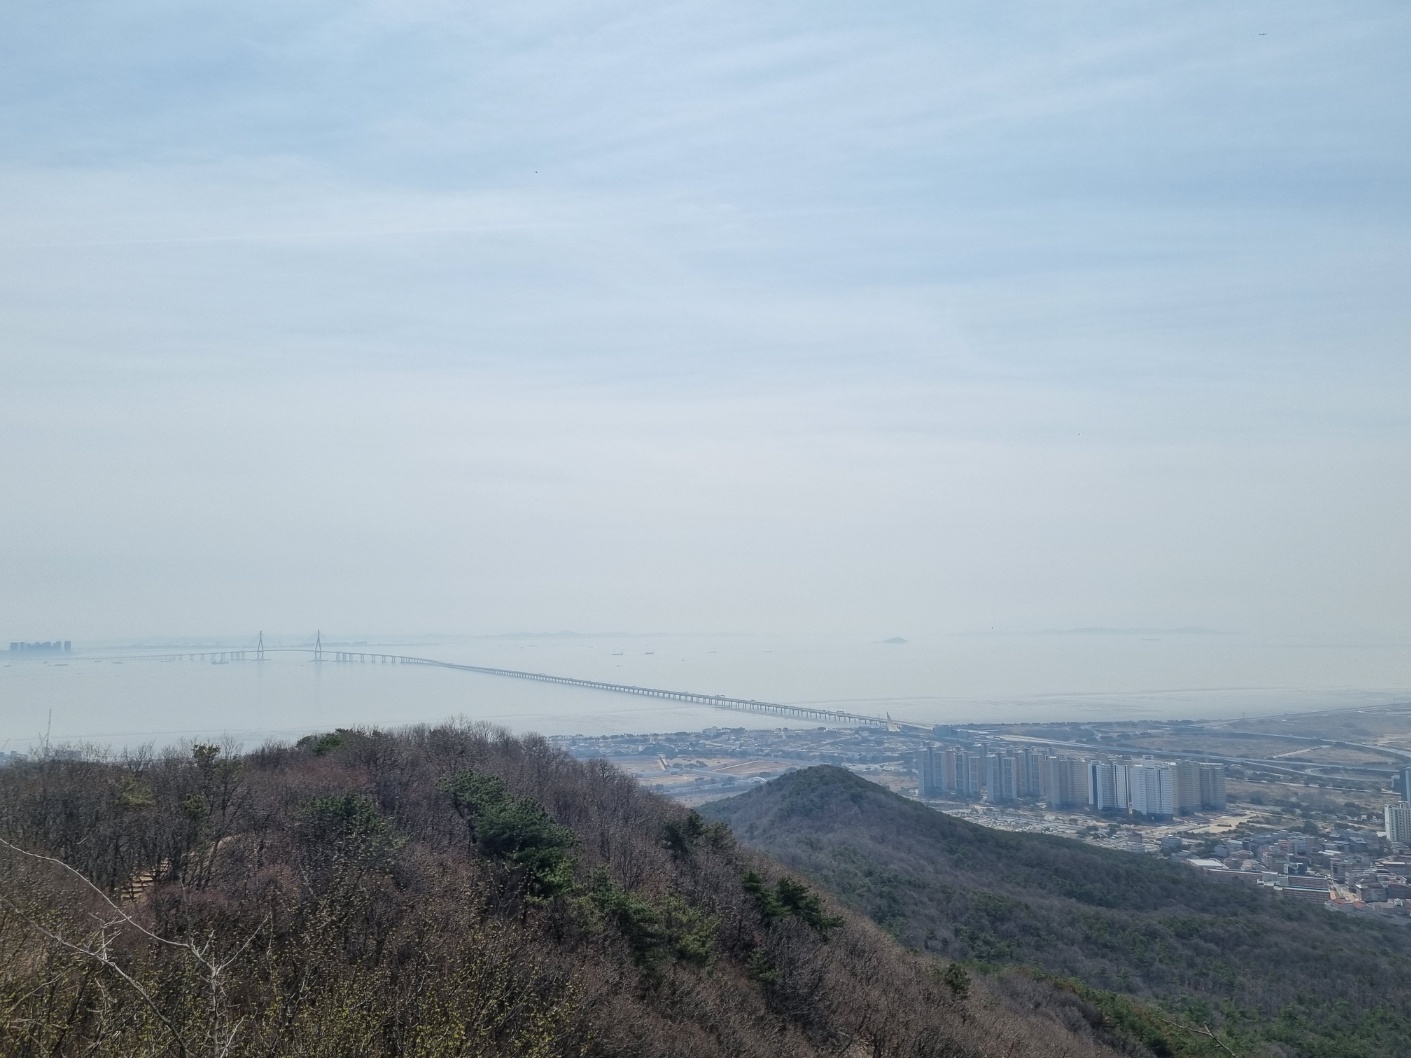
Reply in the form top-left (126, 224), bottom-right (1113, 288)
top-left (8, 641), bottom-right (72, 654)
top-left (985, 753), bottom-right (1020, 802)
top-left (1088, 760), bottom-right (1130, 813)
top-left (957, 749), bottom-right (984, 797)
top-left (1174, 760), bottom-right (1202, 815)
top-left (1128, 761), bottom-right (1176, 818)
top-left (1021, 748), bottom-right (1042, 797)
top-left (978, 748), bottom-right (1042, 801)
top-left (941, 747), bottom-right (959, 792)
top-left (984, 754), bottom-right (1001, 801)
top-left (1041, 756), bottom-right (1088, 808)
top-left (1198, 764), bottom-right (1226, 810)
top-left (1386, 801), bottom-right (1411, 846)
top-left (928, 747), bottom-right (1221, 816)
top-left (917, 744), bottom-right (943, 798)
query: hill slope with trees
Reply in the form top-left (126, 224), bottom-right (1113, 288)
top-left (701, 765), bottom-right (1411, 1058)
top-left (0, 726), bottom-right (1132, 1058)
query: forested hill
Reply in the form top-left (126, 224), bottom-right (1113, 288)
top-left (0, 726), bottom-right (1130, 1058)
top-left (701, 765), bottom-right (1411, 1058)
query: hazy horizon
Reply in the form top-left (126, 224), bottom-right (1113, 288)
top-left (4, 628), bottom-right (1407, 755)
top-left (3, 3), bottom-right (1409, 704)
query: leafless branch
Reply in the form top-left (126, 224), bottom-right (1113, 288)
top-left (0, 836), bottom-right (188, 952)
top-left (1, 896), bottom-right (190, 1058)
top-left (1150, 1010), bottom-right (1240, 1058)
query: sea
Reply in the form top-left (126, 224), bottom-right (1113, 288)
top-left (2, 631), bottom-right (1408, 755)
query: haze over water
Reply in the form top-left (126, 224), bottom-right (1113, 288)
top-left (2, 4), bottom-right (1408, 749)
top-left (3, 631), bottom-right (1406, 753)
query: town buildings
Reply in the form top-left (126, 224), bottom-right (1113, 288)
top-left (912, 743), bottom-right (1225, 819)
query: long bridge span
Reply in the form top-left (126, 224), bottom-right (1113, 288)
top-left (103, 642), bottom-right (900, 730)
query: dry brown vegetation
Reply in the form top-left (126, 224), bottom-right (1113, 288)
top-left (704, 766), bottom-right (1411, 1058)
top-left (0, 724), bottom-right (1130, 1058)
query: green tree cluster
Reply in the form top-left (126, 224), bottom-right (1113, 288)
top-left (297, 792), bottom-right (402, 873)
top-left (584, 869), bottom-right (717, 971)
top-left (661, 809), bottom-right (730, 858)
top-left (741, 869), bottom-right (842, 936)
top-left (439, 769), bottom-right (576, 899)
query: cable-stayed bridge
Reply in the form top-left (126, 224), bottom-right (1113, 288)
top-left (97, 638), bottom-right (901, 730)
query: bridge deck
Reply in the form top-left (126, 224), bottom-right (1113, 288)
top-left (101, 646), bottom-right (899, 729)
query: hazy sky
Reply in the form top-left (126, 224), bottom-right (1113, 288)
top-left (2, 1), bottom-right (1408, 645)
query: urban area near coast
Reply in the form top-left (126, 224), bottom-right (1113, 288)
top-left (556, 699), bottom-right (1411, 924)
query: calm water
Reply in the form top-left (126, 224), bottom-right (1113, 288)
top-left (1, 632), bottom-right (1408, 753)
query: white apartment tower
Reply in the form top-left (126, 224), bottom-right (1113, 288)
top-left (1198, 764), bottom-right (1226, 810)
top-left (1386, 801), bottom-right (1411, 846)
top-left (986, 753), bottom-right (1021, 802)
top-left (1128, 761), bottom-right (1177, 818)
top-left (1088, 761), bottom-right (1130, 813)
top-left (1174, 760), bottom-right (1202, 815)
top-left (942, 747), bottom-right (959, 792)
top-left (917, 744), bottom-right (943, 798)
top-left (954, 749), bottom-right (984, 797)
top-left (1042, 756), bottom-right (1088, 808)
top-left (1020, 748), bottom-right (1043, 798)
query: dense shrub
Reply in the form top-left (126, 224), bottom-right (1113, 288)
top-left (705, 765), bottom-right (1411, 1058)
top-left (0, 726), bottom-right (1123, 1058)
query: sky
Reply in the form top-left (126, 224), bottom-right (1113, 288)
top-left (1, 1), bottom-right (1408, 656)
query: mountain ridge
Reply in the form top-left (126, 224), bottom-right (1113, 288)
top-left (0, 726), bottom-right (1134, 1058)
top-left (701, 765), bottom-right (1411, 1058)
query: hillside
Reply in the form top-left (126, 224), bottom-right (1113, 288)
top-left (701, 766), bottom-right (1411, 1058)
top-left (0, 725), bottom-right (1134, 1058)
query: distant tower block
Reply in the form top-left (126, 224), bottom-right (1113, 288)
top-left (8, 640), bottom-right (72, 655)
